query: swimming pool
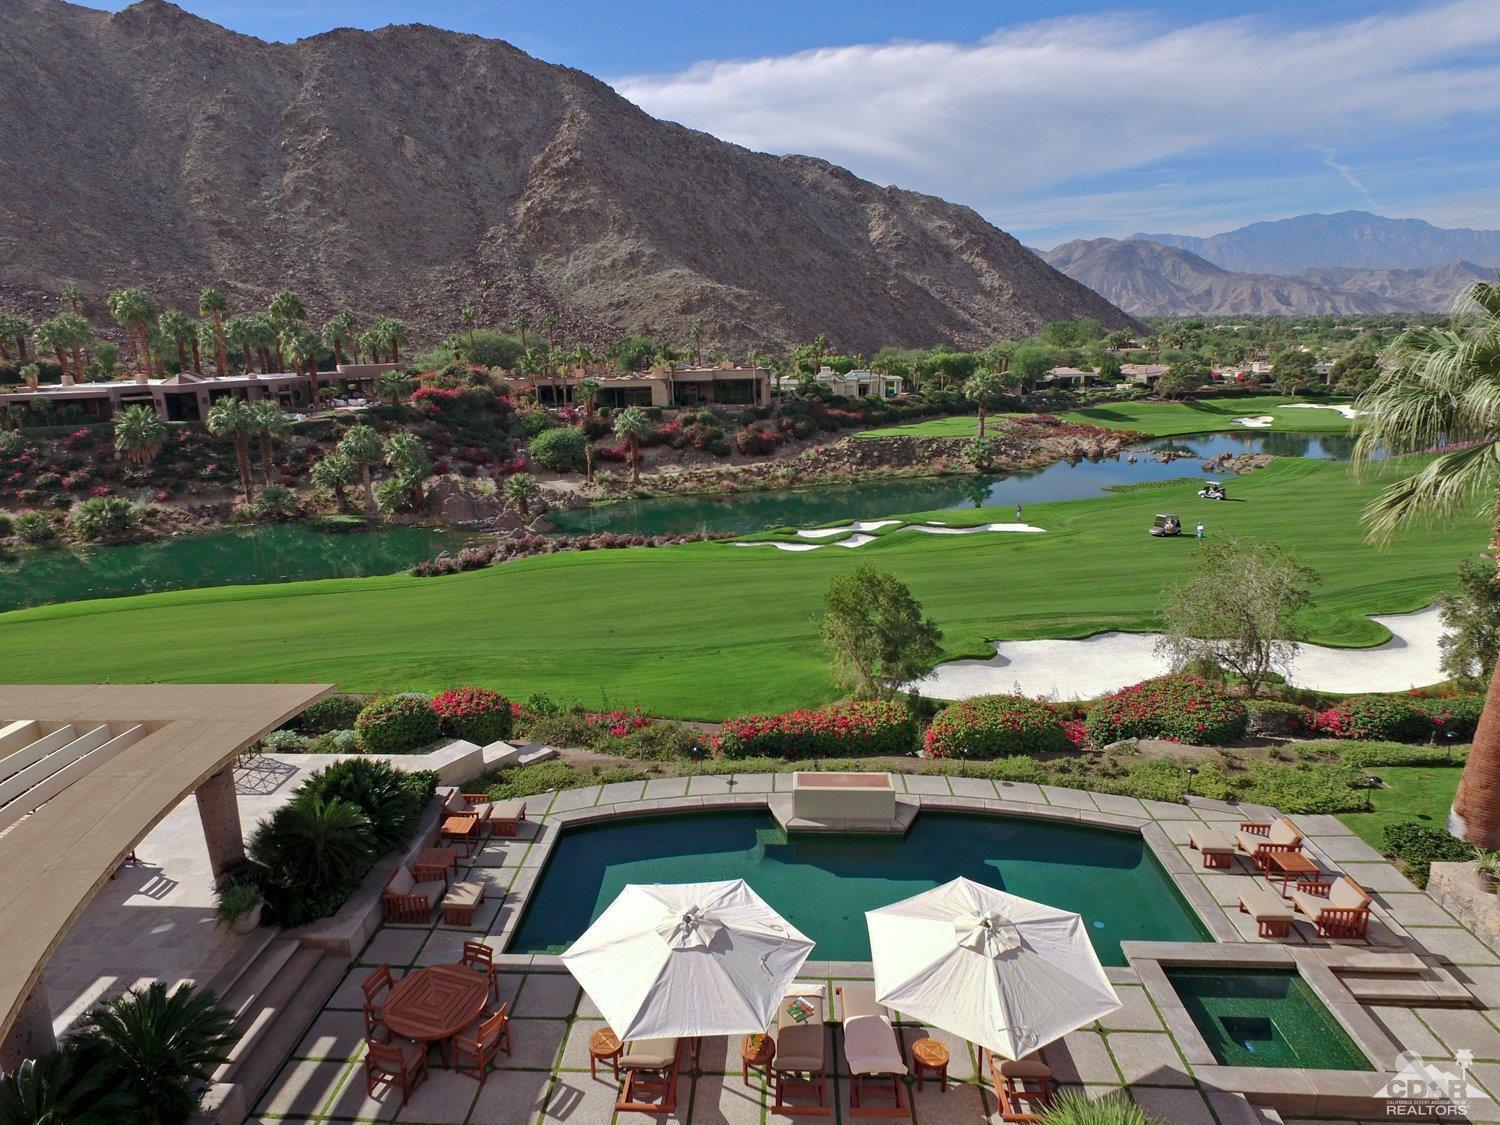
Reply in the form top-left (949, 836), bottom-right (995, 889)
top-left (508, 810), bottom-right (1211, 965)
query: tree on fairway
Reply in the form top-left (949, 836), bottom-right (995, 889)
top-left (206, 397), bottom-right (258, 503)
top-left (248, 399), bottom-right (291, 485)
top-left (338, 423), bottom-right (384, 516)
top-left (1437, 556), bottom-right (1500, 689)
top-left (310, 450), bottom-right (357, 511)
top-left (963, 370), bottom-right (1005, 438)
top-left (821, 564), bottom-right (944, 699)
top-left (199, 287), bottom-right (229, 375)
top-left (1355, 280), bottom-right (1500, 847)
top-left (113, 404), bottom-right (169, 464)
top-left (1156, 538), bottom-right (1318, 697)
top-left (613, 405), bottom-right (653, 484)
top-left (1272, 348), bottom-right (1318, 393)
top-left (504, 472), bottom-right (538, 518)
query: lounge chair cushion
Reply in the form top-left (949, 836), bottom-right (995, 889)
top-left (996, 1058), bottom-right (1052, 1080)
top-left (386, 867), bottom-right (415, 896)
top-left (1238, 886), bottom-right (1292, 921)
top-left (491, 799), bottom-right (527, 821)
top-left (843, 1014), bottom-right (907, 1076)
top-left (1329, 876), bottom-right (1371, 909)
top-left (412, 880), bottom-right (445, 907)
top-left (836, 983), bottom-right (884, 1022)
top-left (1290, 890), bottom-right (1329, 919)
top-left (775, 990), bottom-right (826, 1073)
top-left (1268, 818), bottom-right (1303, 846)
top-left (443, 882), bottom-right (485, 909)
top-left (621, 1038), bottom-right (677, 1070)
top-left (1189, 828), bottom-right (1233, 853)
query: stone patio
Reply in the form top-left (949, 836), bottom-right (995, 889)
top-left (250, 773), bottom-right (1500, 1123)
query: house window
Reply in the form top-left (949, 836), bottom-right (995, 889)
top-left (599, 386), bottom-right (653, 407)
top-left (711, 379), bottom-right (755, 405)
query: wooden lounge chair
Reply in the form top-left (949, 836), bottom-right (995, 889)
top-left (364, 1037), bottom-right (428, 1106)
top-left (451, 1005), bottom-right (512, 1085)
top-left (361, 964), bottom-right (394, 1040)
top-left (1237, 885), bottom-right (1294, 938)
top-left (1236, 817), bottom-right (1304, 871)
top-left (489, 798), bottom-right (528, 837)
top-left (445, 791), bottom-right (494, 832)
top-left (1290, 875), bottom-right (1372, 939)
top-left (1188, 827), bottom-right (1235, 869)
top-left (990, 1053), bottom-right (1054, 1123)
top-left (836, 984), bottom-right (908, 1119)
top-left (457, 940), bottom-right (502, 1001)
top-left (615, 1037), bottom-right (682, 1114)
top-left (772, 990), bottom-right (832, 1116)
top-left (381, 866), bottom-right (444, 923)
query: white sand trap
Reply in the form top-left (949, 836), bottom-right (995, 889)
top-left (1234, 416), bottom-right (1275, 428)
top-left (911, 606), bottom-right (1448, 701)
top-left (836, 534), bottom-right (876, 548)
top-left (1283, 402), bottom-right (1363, 419)
top-left (907, 522), bottom-right (1045, 536)
top-left (797, 520), bottom-right (901, 539)
top-left (730, 541), bottom-right (821, 553)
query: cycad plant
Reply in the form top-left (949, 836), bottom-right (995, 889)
top-left (113, 405), bottom-right (169, 465)
top-left (247, 794), bottom-right (373, 890)
top-left (0, 1050), bottom-right (134, 1125)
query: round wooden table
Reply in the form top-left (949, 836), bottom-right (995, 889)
top-left (381, 965), bottom-right (490, 1062)
top-left (740, 1033), bottom-right (774, 1086)
top-left (589, 1028), bottom-right (623, 1078)
top-left (911, 1037), bottom-right (950, 1091)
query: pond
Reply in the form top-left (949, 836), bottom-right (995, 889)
top-left (548, 431), bottom-right (1365, 538)
top-left (508, 809), bottom-right (1211, 965)
top-left (0, 523), bottom-right (476, 612)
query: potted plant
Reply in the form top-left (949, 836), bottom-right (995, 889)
top-left (1475, 848), bottom-right (1500, 895)
top-left (215, 881), bottom-right (264, 934)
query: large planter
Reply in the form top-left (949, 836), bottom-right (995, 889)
top-left (229, 902), bottom-right (263, 935)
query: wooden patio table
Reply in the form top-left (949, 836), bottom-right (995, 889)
top-left (381, 964), bottom-right (490, 1064)
top-left (412, 847), bottom-right (460, 886)
top-left (1266, 850), bottom-right (1324, 897)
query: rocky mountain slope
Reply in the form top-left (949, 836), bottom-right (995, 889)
top-left (1134, 211), bottom-right (1500, 273)
top-left (0, 0), bottom-right (1136, 352)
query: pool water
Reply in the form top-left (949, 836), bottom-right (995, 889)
top-left (1168, 968), bottom-right (1371, 1070)
top-left (508, 810), bottom-right (1210, 965)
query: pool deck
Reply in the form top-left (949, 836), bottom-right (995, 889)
top-left (251, 774), bottom-right (1500, 1124)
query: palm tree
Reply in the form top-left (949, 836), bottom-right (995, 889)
top-left (222, 316), bottom-right (254, 375)
top-left (310, 450), bottom-right (356, 511)
top-left (504, 472), bottom-right (538, 518)
top-left (246, 315), bottom-right (277, 374)
top-left (381, 319), bottom-right (408, 363)
top-left (268, 288), bottom-right (307, 325)
top-left (689, 322), bottom-right (706, 366)
top-left (613, 405), bottom-right (653, 484)
top-left (33, 317), bottom-right (71, 382)
top-left (57, 313), bottom-right (92, 381)
top-left (199, 287), bottom-right (229, 375)
top-left (1354, 281), bottom-right (1500, 848)
top-left (321, 311), bottom-right (355, 368)
top-left (106, 287), bottom-right (157, 375)
top-left (68, 982), bottom-right (236, 1125)
top-left (114, 404), bottom-right (169, 464)
top-left (513, 313), bottom-right (529, 352)
top-left (375, 369), bottom-right (413, 406)
top-left (0, 1050), bottom-right (133, 1124)
top-left (542, 313), bottom-right (558, 356)
top-left (157, 309), bottom-right (196, 373)
top-left (339, 423), bottom-right (384, 515)
top-left (964, 370), bottom-right (1004, 438)
top-left (248, 399), bottom-right (291, 485)
top-left (0, 314), bottom-right (30, 362)
top-left (60, 283), bottom-right (86, 314)
top-left (281, 326), bottom-right (322, 407)
top-left (460, 305), bottom-right (477, 356)
top-left (356, 328), bottom-right (381, 366)
top-left (383, 432), bottom-right (430, 507)
top-left (574, 377), bottom-right (601, 419)
top-left (206, 397), bottom-right (258, 503)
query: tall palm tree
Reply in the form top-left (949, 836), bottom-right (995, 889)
top-left (542, 313), bottom-right (558, 357)
top-left (113, 404), bottom-right (169, 464)
top-left (222, 316), bottom-right (254, 374)
top-left (268, 288), bottom-right (307, 325)
top-left (199, 287), bottom-right (229, 375)
top-left (964, 370), bottom-right (1004, 438)
top-left (1354, 281), bottom-right (1500, 848)
top-left (381, 319), bottom-right (408, 363)
top-left (383, 431), bottom-right (429, 507)
top-left (513, 313), bottom-right (528, 352)
top-left (281, 326), bottom-right (321, 407)
top-left (613, 405), bottom-right (653, 484)
top-left (33, 318), bottom-right (71, 382)
top-left (338, 423), bottom-right (384, 515)
top-left (206, 397), bottom-right (258, 503)
top-left (157, 309), bottom-right (196, 373)
top-left (60, 283), bottom-right (86, 314)
top-left (321, 311), bottom-right (355, 368)
top-left (106, 287), bottom-right (157, 375)
top-left (310, 450), bottom-right (356, 511)
top-left (689, 322), bottom-right (706, 366)
top-left (460, 305), bottom-right (477, 356)
top-left (246, 315), bottom-right (277, 374)
top-left (0, 314), bottom-right (30, 362)
top-left (68, 982), bottom-right (236, 1125)
top-left (375, 369), bottom-right (413, 406)
top-left (574, 377), bottom-right (601, 419)
top-left (247, 399), bottom-right (291, 485)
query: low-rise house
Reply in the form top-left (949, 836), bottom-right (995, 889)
top-left (512, 363), bottom-right (771, 409)
top-left (1044, 366), bottom-right (1105, 388)
top-left (1120, 363), bottom-right (1168, 385)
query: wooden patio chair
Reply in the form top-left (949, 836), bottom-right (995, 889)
top-left (445, 789), bottom-right (495, 834)
top-left (451, 1004), bottom-right (512, 1085)
top-left (1290, 875), bottom-right (1373, 939)
top-left (364, 1037), bottom-right (428, 1106)
top-left (615, 1037), bottom-right (682, 1114)
top-left (381, 866), bottom-right (443, 923)
top-left (772, 990), bottom-right (832, 1116)
top-left (458, 939), bottom-right (501, 1001)
top-left (1235, 817), bottom-right (1304, 872)
top-left (361, 964), bottom-right (394, 1041)
top-left (835, 984), bottom-right (908, 1118)
top-left (989, 1052), bottom-right (1055, 1123)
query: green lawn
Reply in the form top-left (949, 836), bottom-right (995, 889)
top-left (0, 457), bottom-right (1480, 719)
top-left (1337, 765), bottom-right (1463, 851)
top-left (856, 396), bottom-right (1357, 439)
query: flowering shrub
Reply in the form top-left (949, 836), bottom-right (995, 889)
top-left (355, 694), bottom-right (441, 755)
top-left (1245, 699), bottom-right (1314, 737)
top-left (1312, 692), bottom-right (1484, 742)
top-left (1084, 675), bottom-right (1248, 746)
top-left (432, 687), bottom-right (513, 744)
top-left (923, 695), bottom-right (1074, 759)
top-left (714, 701), bottom-right (918, 759)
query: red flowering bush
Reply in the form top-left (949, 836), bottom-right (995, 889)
top-left (431, 687), bottom-right (513, 745)
top-left (1084, 675), bottom-right (1248, 746)
top-left (714, 701), bottom-right (917, 759)
top-left (923, 695), bottom-right (1074, 759)
top-left (1311, 692), bottom-right (1482, 742)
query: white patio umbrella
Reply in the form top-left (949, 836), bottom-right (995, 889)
top-left (561, 879), bottom-right (815, 1040)
top-left (867, 876), bottom-right (1119, 1060)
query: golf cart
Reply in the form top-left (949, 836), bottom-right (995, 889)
top-left (1198, 481), bottom-right (1228, 500)
top-left (1149, 513), bottom-right (1182, 537)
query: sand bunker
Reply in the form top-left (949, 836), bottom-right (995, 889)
top-left (912, 606), bottom-right (1447, 700)
top-left (734, 521), bottom-right (1045, 551)
top-left (1234, 416), bottom-right (1275, 428)
top-left (1284, 402), bottom-right (1363, 420)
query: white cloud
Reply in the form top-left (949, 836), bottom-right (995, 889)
top-left (614, 1), bottom-right (1500, 239)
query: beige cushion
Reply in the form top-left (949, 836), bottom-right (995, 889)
top-left (443, 881), bottom-right (485, 909)
top-left (1329, 877), bottom-right (1371, 909)
top-left (621, 1038), bottom-right (677, 1070)
top-left (1237, 829), bottom-right (1273, 854)
top-left (443, 794), bottom-right (472, 816)
top-left (836, 983), bottom-right (883, 1023)
top-left (842, 1014), bottom-right (905, 1076)
top-left (413, 880), bottom-right (445, 907)
top-left (468, 801), bottom-right (494, 820)
top-left (1290, 889), bottom-right (1329, 919)
top-left (491, 799), bottom-right (527, 821)
top-left (996, 1058), bottom-right (1052, 1080)
top-left (1269, 818), bottom-right (1303, 846)
top-left (1238, 886), bottom-right (1291, 920)
top-left (386, 866), bottom-right (415, 896)
top-left (1189, 828), bottom-right (1233, 853)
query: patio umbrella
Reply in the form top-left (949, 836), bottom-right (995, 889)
top-left (561, 879), bottom-right (815, 1040)
top-left (867, 876), bottom-right (1119, 1060)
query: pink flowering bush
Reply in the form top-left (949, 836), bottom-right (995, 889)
top-left (714, 701), bottom-right (917, 760)
top-left (1084, 675), bottom-right (1248, 746)
top-left (1311, 692), bottom-right (1482, 742)
top-left (431, 687), bottom-right (513, 745)
top-left (923, 695), bottom-right (1075, 759)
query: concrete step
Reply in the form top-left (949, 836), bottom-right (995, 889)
top-left (1341, 971), bottom-right (1476, 1006)
top-left (229, 952), bottom-right (349, 1120)
top-left (215, 945), bottom-right (324, 1084)
top-left (202, 927), bottom-right (280, 1012)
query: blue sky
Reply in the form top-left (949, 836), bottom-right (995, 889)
top-left (93, 1), bottom-right (1500, 246)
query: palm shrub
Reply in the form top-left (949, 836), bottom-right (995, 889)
top-left (246, 795), bottom-right (373, 923)
top-left (14, 511), bottom-right (54, 544)
top-left (113, 403), bottom-right (169, 464)
top-left (0, 1051), bottom-right (133, 1125)
top-left (248, 482), bottom-right (299, 521)
top-left (66, 982), bottom-right (236, 1125)
top-left (355, 693), bottom-right (440, 754)
top-left (298, 757), bottom-right (426, 852)
top-left (69, 497), bottom-right (140, 541)
top-left (1038, 1093), bottom-right (1157, 1125)
top-left (924, 695), bottom-right (1074, 758)
top-left (432, 687), bottom-right (513, 744)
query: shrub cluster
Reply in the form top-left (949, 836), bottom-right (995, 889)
top-left (1084, 675), bottom-right (1248, 746)
top-left (432, 686), bottom-right (513, 744)
top-left (1382, 819), bottom-right (1474, 884)
top-left (1312, 692), bottom-right (1483, 742)
top-left (714, 700), bottom-right (917, 759)
top-left (923, 695), bottom-right (1074, 759)
top-left (291, 694), bottom-right (365, 735)
top-left (1244, 699), bottom-right (1314, 737)
top-left (354, 693), bottom-right (440, 755)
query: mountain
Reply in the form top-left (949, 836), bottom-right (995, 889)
top-left (0, 0), bottom-right (1136, 353)
top-left (1043, 238), bottom-right (1388, 317)
top-left (1292, 262), bottom-right (1494, 313)
top-left (1133, 211), bottom-right (1500, 274)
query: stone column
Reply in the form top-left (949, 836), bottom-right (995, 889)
top-left (195, 765), bottom-right (244, 880)
top-left (0, 976), bottom-right (56, 1073)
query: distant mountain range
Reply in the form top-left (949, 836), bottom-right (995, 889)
top-left (1042, 237), bottom-right (1493, 318)
top-left (1133, 211), bottom-right (1500, 274)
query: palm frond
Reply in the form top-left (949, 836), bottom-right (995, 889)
top-left (1362, 439), bottom-right (1500, 542)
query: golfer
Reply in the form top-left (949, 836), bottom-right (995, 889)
top-left (1015, 502), bottom-right (1023, 522)
top-left (1196, 522), bottom-right (1205, 540)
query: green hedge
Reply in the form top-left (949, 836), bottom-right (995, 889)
top-left (354, 694), bottom-right (440, 755)
top-left (924, 695), bottom-right (1074, 758)
top-left (1084, 675), bottom-right (1248, 746)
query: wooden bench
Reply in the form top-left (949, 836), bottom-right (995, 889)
top-left (1188, 827), bottom-right (1235, 869)
top-left (1238, 884), bottom-right (1294, 938)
